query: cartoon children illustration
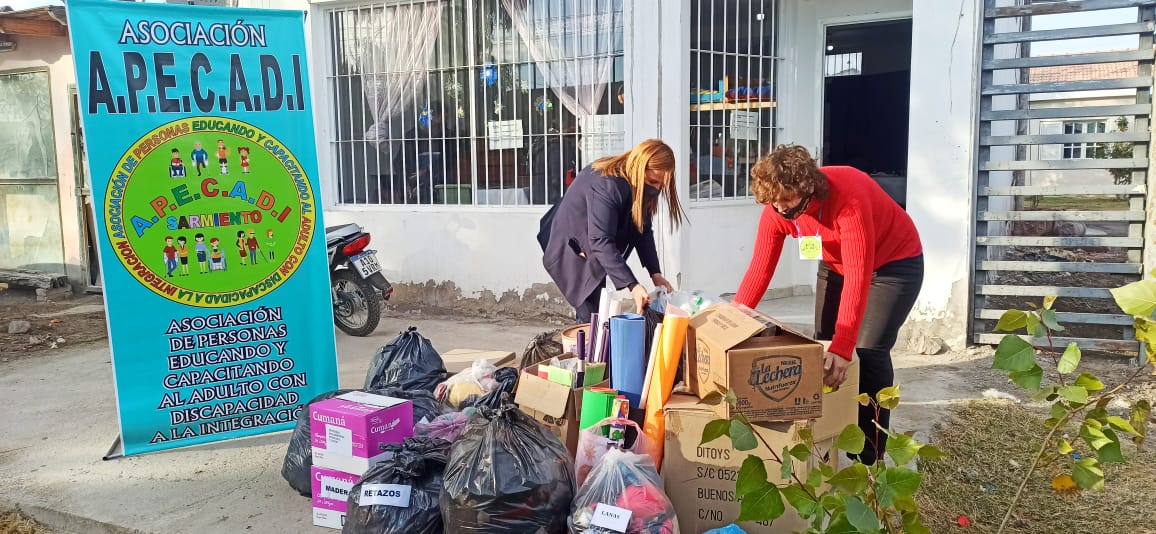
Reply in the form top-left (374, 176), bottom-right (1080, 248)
top-left (246, 229), bottom-right (260, 264)
top-left (177, 236), bottom-right (190, 276)
top-left (170, 149), bottom-right (186, 178)
top-left (236, 230), bottom-right (248, 266)
top-left (217, 139), bottom-right (229, 175)
top-left (191, 142), bottom-right (209, 177)
top-left (265, 229), bottom-right (275, 261)
top-left (209, 237), bottom-right (226, 271)
top-left (194, 233), bottom-right (208, 273)
top-left (239, 146), bottom-right (251, 174)
top-left (162, 236), bottom-right (178, 277)
top-left (191, 233), bottom-right (208, 272)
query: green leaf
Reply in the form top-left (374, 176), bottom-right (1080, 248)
top-left (1059, 385), bottom-right (1089, 405)
top-left (855, 392), bottom-right (872, 406)
top-left (902, 511), bottom-right (932, 534)
top-left (1072, 458), bottom-right (1105, 491)
top-left (730, 417), bottom-right (758, 451)
top-left (1057, 439), bottom-right (1073, 454)
top-left (1080, 420), bottom-right (1112, 450)
top-left (1075, 373), bottom-right (1105, 392)
top-left (993, 335), bottom-right (1037, 372)
top-left (886, 432), bottom-right (923, 466)
top-left (780, 447), bottom-right (794, 481)
top-left (700, 419), bottom-right (730, 445)
top-left (1043, 296), bottom-right (1057, 310)
top-left (1135, 316), bottom-right (1156, 365)
top-left (737, 455), bottom-right (769, 498)
top-left (876, 385), bottom-right (901, 410)
top-left (820, 494), bottom-right (845, 513)
top-left (1110, 279), bottom-right (1156, 317)
top-left (893, 494), bottom-right (919, 513)
top-left (735, 482), bottom-right (785, 522)
top-left (699, 391), bottom-right (726, 406)
top-left (782, 485), bottom-right (821, 518)
top-left (1032, 385), bottom-right (1058, 402)
top-left (829, 464), bottom-right (870, 495)
top-left (806, 467), bottom-right (822, 488)
top-left (1040, 309), bottom-right (1065, 332)
top-left (1010, 364), bottom-right (1044, 391)
top-left (1058, 342), bottom-right (1081, 374)
top-left (876, 467), bottom-right (923, 507)
top-left (819, 461), bottom-right (836, 478)
top-left (844, 496), bottom-right (881, 533)
top-left (994, 309), bottom-right (1028, 332)
top-left (825, 513), bottom-right (858, 534)
top-left (1097, 428), bottom-right (1124, 463)
top-left (917, 445), bottom-right (945, 459)
top-left (1051, 402), bottom-right (1068, 421)
top-left (1130, 400), bottom-right (1150, 445)
top-left (725, 390), bottom-right (738, 406)
top-left (835, 424), bottom-right (866, 455)
top-left (790, 443), bottom-right (812, 462)
top-left (1027, 313), bottom-right (1046, 337)
top-left (799, 427), bottom-right (814, 446)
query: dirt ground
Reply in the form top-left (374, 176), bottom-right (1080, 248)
top-left (0, 511), bottom-right (53, 534)
top-left (0, 290), bottom-right (107, 361)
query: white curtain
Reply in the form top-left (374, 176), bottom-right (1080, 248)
top-left (499, 0), bottom-right (621, 118)
top-left (357, 2), bottom-right (444, 142)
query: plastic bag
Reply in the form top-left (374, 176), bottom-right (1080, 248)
top-left (365, 327), bottom-right (448, 392)
top-left (367, 387), bottom-right (445, 426)
top-left (281, 388), bottom-right (355, 495)
top-left (470, 367), bottom-right (519, 410)
top-left (441, 403), bottom-right (576, 533)
top-left (435, 359), bottom-right (499, 409)
top-left (520, 329), bottom-right (564, 370)
top-left (575, 416), bottom-right (658, 488)
top-left (415, 409), bottom-right (472, 443)
top-left (343, 437), bottom-right (453, 534)
top-left (570, 449), bottom-right (677, 534)
top-left (665, 290), bottom-right (721, 316)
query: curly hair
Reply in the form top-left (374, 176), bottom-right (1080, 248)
top-left (749, 144), bottom-right (829, 205)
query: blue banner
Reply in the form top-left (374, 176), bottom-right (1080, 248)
top-left (67, 0), bottom-right (338, 455)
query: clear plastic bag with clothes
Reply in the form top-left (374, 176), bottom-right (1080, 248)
top-left (434, 359), bottom-right (499, 409)
top-left (574, 417), bottom-right (657, 488)
top-left (365, 326), bottom-right (448, 392)
top-left (342, 437), bottom-right (453, 534)
top-left (569, 449), bottom-right (678, 534)
top-left (414, 409), bottom-right (472, 443)
top-left (440, 402), bottom-right (576, 533)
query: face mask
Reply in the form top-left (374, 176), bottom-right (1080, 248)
top-left (775, 195), bottom-right (811, 220)
top-left (644, 185), bottom-right (661, 200)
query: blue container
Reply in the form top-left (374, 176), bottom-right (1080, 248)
top-left (609, 313), bottom-right (647, 407)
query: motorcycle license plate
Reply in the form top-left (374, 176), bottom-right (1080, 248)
top-left (351, 251), bottom-right (382, 278)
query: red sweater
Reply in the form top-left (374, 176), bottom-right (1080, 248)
top-left (734, 166), bottom-right (922, 360)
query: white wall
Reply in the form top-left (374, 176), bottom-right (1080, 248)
top-left (0, 33), bottom-right (84, 285)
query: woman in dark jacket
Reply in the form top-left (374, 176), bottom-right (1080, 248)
top-left (538, 139), bottom-right (685, 322)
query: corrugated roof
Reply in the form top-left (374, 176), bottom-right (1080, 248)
top-left (0, 5), bottom-right (67, 36)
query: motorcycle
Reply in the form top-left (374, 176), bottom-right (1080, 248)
top-left (326, 223), bottom-right (393, 336)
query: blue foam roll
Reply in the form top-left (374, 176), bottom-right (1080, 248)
top-left (609, 313), bottom-right (647, 407)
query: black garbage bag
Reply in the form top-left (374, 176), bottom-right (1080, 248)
top-left (343, 437), bottom-right (452, 534)
top-left (441, 403), bottom-right (575, 533)
top-left (366, 387), bottom-right (445, 425)
top-left (281, 388), bottom-right (355, 496)
top-left (520, 329), bottom-right (564, 370)
top-left (365, 327), bottom-right (447, 392)
top-left (456, 367), bottom-right (520, 411)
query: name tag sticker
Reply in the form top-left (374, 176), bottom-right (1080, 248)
top-left (359, 484), bottom-right (411, 507)
top-left (592, 503), bottom-right (632, 532)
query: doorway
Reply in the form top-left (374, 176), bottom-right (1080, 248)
top-left (821, 18), bottom-right (912, 209)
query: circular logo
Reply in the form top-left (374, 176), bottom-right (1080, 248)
top-left (799, 236), bottom-right (822, 260)
top-left (103, 117), bottom-right (316, 307)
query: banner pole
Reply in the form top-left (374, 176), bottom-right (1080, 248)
top-left (101, 434), bottom-right (124, 461)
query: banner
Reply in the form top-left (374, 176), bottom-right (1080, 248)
top-left (67, 0), bottom-right (338, 455)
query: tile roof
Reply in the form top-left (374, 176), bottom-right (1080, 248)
top-left (1029, 60), bottom-right (1138, 84)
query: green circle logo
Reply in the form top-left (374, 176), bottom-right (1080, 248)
top-left (799, 236), bottom-right (822, 260)
top-left (103, 117), bottom-right (316, 307)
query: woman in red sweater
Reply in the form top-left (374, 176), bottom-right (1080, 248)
top-left (734, 145), bottom-right (923, 465)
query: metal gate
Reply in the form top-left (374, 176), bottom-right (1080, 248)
top-left (973, 0), bottom-right (1155, 355)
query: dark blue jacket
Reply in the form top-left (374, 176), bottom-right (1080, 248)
top-left (538, 166), bottom-right (661, 307)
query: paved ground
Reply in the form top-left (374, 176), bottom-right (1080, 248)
top-left (0, 297), bottom-right (1004, 534)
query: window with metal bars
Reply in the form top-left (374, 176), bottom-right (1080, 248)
top-left (689, 0), bottom-right (777, 202)
top-left (325, 0), bottom-right (624, 207)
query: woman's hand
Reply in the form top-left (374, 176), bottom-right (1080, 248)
top-left (630, 283), bottom-right (650, 314)
top-left (651, 273), bottom-right (674, 293)
top-left (823, 351), bottom-right (854, 389)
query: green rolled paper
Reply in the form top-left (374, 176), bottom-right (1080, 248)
top-left (580, 387), bottom-right (618, 432)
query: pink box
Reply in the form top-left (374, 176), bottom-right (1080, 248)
top-left (310, 466), bottom-right (359, 529)
top-left (310, 391), bottom-right (414, 475)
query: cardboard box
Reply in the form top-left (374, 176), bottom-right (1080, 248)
top-left (688, 303), bottom-right (824, 422)
top-left (514, 360), bottom-right (608, 458)
top-left (440, 348), bottom-right (516, 373)
top-left (310, 466), bottom-right (359, 529)
top-left (662, 394), bottom-right (839, 533)
top-left (310, 391), bottom-right (413, 475)
top-left (813, 357), bottom-right (861, 441)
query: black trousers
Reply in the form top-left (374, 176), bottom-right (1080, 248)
top-left (814, 255), bottom-right (923, 465)
top-left (574, 285), bottom-right (604, 324)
